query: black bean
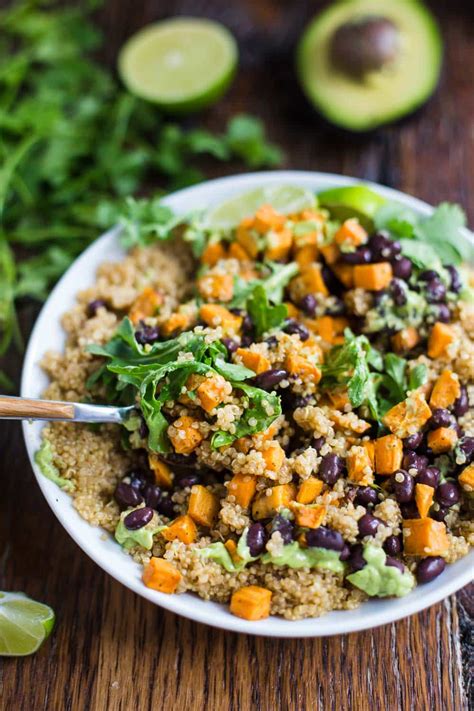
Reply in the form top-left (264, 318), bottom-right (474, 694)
top-left (392, 256), bottom-right (412, 280)
top-left (453, 386), bottom-right (469, 417)
top-left (306, 526), bottom-right (344, 551)
top-left (435, 304), bottom-right (451, 323)
top-left (385, 556), bottom-right (404, 572)
top-left (300, 294), bottom-right (317, 316)
top-left (417, 466), bottom-right (440, 488)
top-left (372, 289), bottom-right (388, 307)
top-left (339, 543), bottom-right (351, 561)
top-left (312, 436), bottom-right (325, 452)
top-left (265, 335), bottom-right (278, 348)
top-left (176, 474), bottom-right (201, 488)
top-left (321, 264), bottom-right (343, 294)
top-left (326, 297), bottom-right (346, 316)
top-left (246, 523), bottom-right (267, 556)
top-left (391, 470), bottom-right (414, 503)
top-left (284, 319), bottom-right (310, 341)
top-left (390, 279), bottom-right (407, 306)
top-left (383, 535), bottom-right (402, 556)
top-left (444, 265), bottom-right (462, 293)
top-left (347, 543), bottom-right (366, 572)
top-left (369, 231), bottom-right (400, 260)
top-left (358, 513), bottom-right (383, 537)
top-left (429, 408), bottom-right (456, 429)
top-left (402, 451), bottom-right (428, 473)
top-left (425, 278), bottom-right (447, 304)
top-left (354, 486), bottom-right (379, 507)
top-left (252, 368), bottom-right (289, 391)
top-left (160, 453), bottom-right (197, 470)
top-left (139, 416), bottom-right (149, 439)
top-left (431, 506), bottom-right (449, 522)
top-left (87, 299), bottom-right (107, 317)
top-left (114, 482), bottom-right (143, 509)
top-left (340, 246), bottom-right (372, 264)
top-left (242, 313), bottom-right (254, 335)
top-left (156, 495), bottom-right (176, 518)
top-left (221, 337), bottom-right (238, 355)
top-left (319, 453), bottom-right (344, 486)
top-left (404, 432), bottom-right (423, 451)
top-left (399, 501), bottom-right (420, 519)
top-left (124, 506), bottom-right (154, 530)
top-left (135, 323), bottom-right (160, 345)
top-left (436, 482), bottom-right (460, 507)
top-left (271, 515), bottom-right (294, 544)
top-left (458, 436), bottom-right (474, 463)
top-left (240, 334), bottom-right (253, 347)
top-left (416, 556), bottom-right (446, 584)
top-left (128, 469), bottom-right (153, 492)
top-left (144, 484), bottom-right (162, 510)
top-left (419, 269), bottom-right (439, 282)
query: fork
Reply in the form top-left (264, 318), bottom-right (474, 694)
top-left (0, 395), bottom-right (135, 424)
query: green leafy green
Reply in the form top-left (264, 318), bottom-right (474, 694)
top-left (230, 261), bottom-right (299, 308)
top-left (246, 284), bottom-right (288, 338)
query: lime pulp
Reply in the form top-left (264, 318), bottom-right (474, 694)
top-left (0, 591), bottom-right (55, 656)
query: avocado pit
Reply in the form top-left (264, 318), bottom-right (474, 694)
top-left (330, 15), bottom-right (400, 76)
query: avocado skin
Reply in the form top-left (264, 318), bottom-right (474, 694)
top-left (296, 0), bottom-right (443, 132)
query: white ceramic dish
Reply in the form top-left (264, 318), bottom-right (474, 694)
top-left (21, 171), bottom-right (474, 637)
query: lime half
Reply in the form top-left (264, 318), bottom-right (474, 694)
top-left (318, 185), bottom-right (386, 229)
top-left (0, 591), bottom-right (55, 656)
top-left (118, 18), bottom-right (238, 113)
top-left (205, 185), bottom-right (317, 231)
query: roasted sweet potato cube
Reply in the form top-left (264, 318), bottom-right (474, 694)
top-left (161, 515), bottom-right (198, 544)
top-left (142, 557), bottom-right (181, 593)
top-left (415, 483), bottom-right (434, 519)
top-left (327, 389), bottom-right (350, 410)
top-left (148, 454), bottom-right (173, 488)
top-left (285, 301), bottom-right (299, 319)
top-left (429, 370), bottom-right (461, 409)
top-left (129, 287), bottom-right (162, 324)
top-left (296, 477), bottom-right (324, 504)
top-left (334, 219), bottom-right (368, 248)
top-left (169, 416), bottom-right (203, 455)
top-left (391, 327), bottom-right (420, 353)
top-left (320, 242), bottom-right (340, 265)
top-left (254, 204), bottom-right (285, 233)
top-left (235, 348), bottom-right (270, 374)
top-left (200, 304), bottom-right (242, 332)
top-left (227, 473), bottom-right (257, 508)
top-left (230, 585), bottom-right (272, 620)
top-left (403, 519), bottom-right (449, 556)
top-left (382, 390), bottom-right (432, 438)
top-left (284, 353), bottom-right (321, 383)
top-left (291, 503), bottom-right (326, 529)
top-left (252, 484), bottom-right (297, 520)
top-left (201, 241), bottom-right (226, 266)
top-left (353, 262), bottom-right (393, 290)
top-left (374, 434), bottom-right (403, 475)
top-left (197, 272), bottom-right (234, 302)
top-left (224, 539), bottom-right (242, 566)
top-left (300, 263), bottom-right (329, 296)
top-left (295, 245), bottom-right (319, 267)
top-left (458, 463), bottom-right (474, 491)
top-left (261, 441), bottom-right (285, 473)
top-left (363, 440), bottom-right (375, 468)
top-left (197, 374), bottom-right (228, 413)
top-left (265, 228), bottom-right (293, 261)
top-left (427, 427), bottom-right (458, 453)
top-left (229, 242), bottom-right (251, 261)
top-left (347, 446), bottom-right (374, 485)
top-left (236, 218), bottom-right (259, 258)
top-left (332, 263), bottom-right (354, 288)
top-left (161, 312), bottom-right (191, 336)
top-left (188, 485), bottom-right (219, 527)
top-left (428, 322), bottom-right (456, 359)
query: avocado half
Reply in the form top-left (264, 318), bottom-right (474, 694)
top-left (296, 0), bottom-right (443, 132)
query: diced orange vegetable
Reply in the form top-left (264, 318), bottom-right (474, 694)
top-left (265, 228), bottom-right (293, 261)
top-left (236, 217), bottom-right (259, 258)
top-left (161, 515), bottom-right (198, 544)
top-left (296, 477), bottom-right (324, 504)
top-left (252, 484), bottom-right (297, 520)
top-left (230, 585), bottom-right (272, 621)
top-left (302, 337), bottom-right (325, 362)
top-left (233, 437), bottom-right (253, 454)
top-left (430, 370), bottom-right (461, 409)
top-left (347, 446), bottom-right (374, 485)
top-left (129, 287), bottom-right (162, 324)
top-left (197, 272), bottom-right (234, 302)
top-left (161, 312), bottom-right (191, 336)
top-left (261, 441), bottom-right (285, 473)
top-left (353, 262), bottom-right (393, 290)
top-left (428, 322), bottom-right (456, 359)
top-left (169, 416), bottom-right (203, 455)
top-left (291, 503), bottom-right (326, 529)
top-left (254, 204), bottom-right (285, 233)
top-left (224, 539), bottom-right (242, 566)
top-left (458, 463), bottom-right (474, 491)
top-left (196, 374), bottom-right (228, 413)
top-left (334, 219), bottom-right (368, 248)
top-left (391, 327), bottom-right (420, 353)
top-left (415, 483), bottom-right (434, 519)
top-left (142, 557), bottom-right (181, 593)
top-left (235, 348), bottom-right (270, 374)
top-left (314, 315), bottom-right (335, 343)
top-left (201, 241), bottom-right (226, 266)
top-left (300, 264), bottom-right (329, 296)
top-left (403, 518), bottom-right (449, 556)
top-left (188, 485), bottom-right (219, 527)
top-left (285, 301), bottom-right (299, 319)
top-left (363, 440), bottom-right (375, 468)
top-left (260, 421), bottom-right (280, 440)
top-left (328, 389), bottom-right (350, 410)
top-left (200, 304), bottom-right (242, 331)
top-left (427, 427), bottom-right (458, 453)
top-left (295, 245), bottom-right (318, 267)
top-left (320, 242), bottom-right (340, 265)
top-left (374, 434), bottom-right (403, 475)
top-left (332, 263), bottom-right (354, 288)
top-left (148, 454), bottom-right (173, 488)
top-left (284, 353), bottom-right (321, 383)
top-left (382, 390), bottom-right (432, 438)
top-left (228, 473), bottom-right (257, 508)
top-left (229, 241), bottom-right (251, 261)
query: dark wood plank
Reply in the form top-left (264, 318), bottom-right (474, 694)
top-left (1, 1), bottom-right (472, 709)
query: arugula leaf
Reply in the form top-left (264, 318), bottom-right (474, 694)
top-left (230, 261), bottom-right (299, 308)
top-left (246, 284), bottom-right (288, 338)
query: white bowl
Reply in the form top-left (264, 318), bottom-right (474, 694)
top-left (21, 171), bottom-right (474, 637)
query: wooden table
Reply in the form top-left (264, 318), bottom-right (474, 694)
top-left (1, 1), bottom-right (472, 708)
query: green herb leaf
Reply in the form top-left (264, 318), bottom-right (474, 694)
top-left (246, 284), bottom-right (288, 338)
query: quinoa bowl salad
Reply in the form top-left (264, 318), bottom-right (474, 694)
top-left (22, 172), bottom-right (474, 636)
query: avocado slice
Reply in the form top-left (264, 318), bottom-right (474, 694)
top-left (318, 184), bottom-right (386, 229)
top-left (296, 0), bottom-right (443, 132)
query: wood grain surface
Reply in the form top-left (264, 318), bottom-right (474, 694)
top-left (1, 1), bottom-right (473, 709)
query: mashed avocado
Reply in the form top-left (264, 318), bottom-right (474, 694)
top-left (262, 542), bottom-right (344, 573)
top-left (199, 527), bottom-right (258, 572)
top-left (347, 545), bottom-right (415, 597)
top-left (35, 439), bottom-right (74, 491)
top-left (115, 508), bottom-right (164, 550)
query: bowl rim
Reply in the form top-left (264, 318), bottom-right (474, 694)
top-left (20, 170), bottom-right (474, 637)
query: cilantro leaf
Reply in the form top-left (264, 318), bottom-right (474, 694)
top-left (246, 284), bottom-right (288, 338)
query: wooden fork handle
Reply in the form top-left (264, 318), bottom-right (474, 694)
top-left (0, 396), bottom-right (74, 419)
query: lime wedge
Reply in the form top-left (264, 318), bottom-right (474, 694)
top-left (317, 185), bottom-right (386, 229)
top-left (118, 18), bottom-right (238, 113)
top-left (0, 591), bottom-right (55, 656)
top-left (205, 185), bottom-right (317, 230)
